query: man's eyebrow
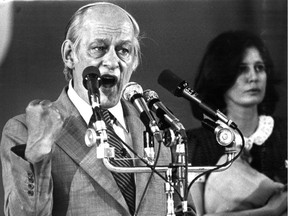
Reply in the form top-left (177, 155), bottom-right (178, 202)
top-left (117, 40), bottom-right (134, 47)
top-left (119, 38), bottom-right (133, 43)
top-left (91, 38), bottom-right (108, 44)
top-left (90, 38), bottom-right (133, 45)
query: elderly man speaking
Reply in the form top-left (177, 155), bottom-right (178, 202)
top-left (0, 2), bottom-right (172, 215)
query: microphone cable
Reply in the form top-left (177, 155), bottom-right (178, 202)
top-left (186, 127), bottom-right (245, 199)
top-left (134, 135), bottom-right (162, 216)
top-left (106, 127), bottom-right (182, 215)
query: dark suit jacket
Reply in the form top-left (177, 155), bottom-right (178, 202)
top-left (0, 87), bottom-right (172, 215)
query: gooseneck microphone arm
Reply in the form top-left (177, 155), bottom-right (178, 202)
top-left (143, 88), bottom-right (189, 205)
top-left (82, 66), bottom-right (110, 157)
top-left (158, 69), bottom-right (237, 129)
top-left (82, 66), bottom-right (102, 121)
top-left (178, 81), bottom-right (237, 129)
top-left (143, 89), bottom-right (186, 133)
top-left (122, 82), bottom-right (163, 144)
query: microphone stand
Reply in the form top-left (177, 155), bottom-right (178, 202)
top-left (83, 88), bottom-right (240, 215)
top-left (165, 168), bottom-right (176, 216)
top-left (85, 108), bottom-right (115, 159)
top-left (102, 136), bottom-right (238, 216)
top-left (165, 128), bottom-right (189, 214)
top-left (143, 131), bottom-right (155, 165)
top-left (101, 123), bottom-right (240, 216)
top-left (84, 74), bottom-right (115, 158)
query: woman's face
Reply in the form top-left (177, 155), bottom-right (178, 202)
top-left (224, 47), bottom-right (267, 109)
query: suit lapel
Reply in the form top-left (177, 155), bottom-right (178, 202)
top-left (53, 88), bottom-right (130, 214)
top-left (122, 100), bottom-right (144, 157)
top-left (122, 100), bottom-right (155, 208)
top-left (122, 99), bottom-right (172, 211)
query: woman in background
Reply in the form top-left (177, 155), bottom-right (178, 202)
top-left (187, 30), bottom-right (287, 216)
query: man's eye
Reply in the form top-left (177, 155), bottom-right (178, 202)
top-left (254, 64), bottom-right (266, 73)
top-left (91, 46), bottom-right (107, 53)
top-left (118, 48), bottom-right (130, 56)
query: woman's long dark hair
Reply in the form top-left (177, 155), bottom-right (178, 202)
top-left (191, 30), bottom-right (278, 120)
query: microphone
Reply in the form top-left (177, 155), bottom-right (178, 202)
top-left (122, 82), bottom-right (162, 143)
top-left (202, 118), bottom-right (235, 146)
top-left (82, 66), bottom-right (108, 153)
top-left (82, 66), bottom-right (102, 110)
top-left (158, 69), bottom-right (237, 129)
top-left (143, 89), bottom-right (185, 132)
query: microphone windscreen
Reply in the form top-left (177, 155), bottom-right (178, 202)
top-left (82, 66), bottom-right (100, 90)
top-left (82, 66), bottom-right (100, 79)
top-left (157, 69), bottom-right (183, 95)
top-left (122, 82), bottom-right (143, 101)
top-left (143, 89), bottom-right (159, 103)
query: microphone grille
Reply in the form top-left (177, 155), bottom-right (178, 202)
top-left (82, 66), bottom-right (101, 89)
top-left (143, 89), bottom-right (159, 103)
top-left (122, 82), bottom-right (143, 101)
top-left (82, 66), bottom-right (100, 79)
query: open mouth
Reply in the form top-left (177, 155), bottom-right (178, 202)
top-left (100, 75), bottom-right (118, 88)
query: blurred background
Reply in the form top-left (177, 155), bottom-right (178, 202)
top-left (0, 0), bottom-right (286, 214)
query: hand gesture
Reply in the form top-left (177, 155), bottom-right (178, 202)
top-left (25, 100), bottom-right (64, 163)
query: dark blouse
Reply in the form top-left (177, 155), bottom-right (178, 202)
top-left (186, 117), bottom-right (287, 184)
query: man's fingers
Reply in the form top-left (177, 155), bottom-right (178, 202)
top-left (26, 100), bottom-right (63, 121)
top-left (27, 99), bottom-right (41, 107)
top-left (50, 106), bottom-right (63, 121)
top-left (27, 99), bottom-right (52, 108)
top-left (39, 100), bottom-right (52, 107)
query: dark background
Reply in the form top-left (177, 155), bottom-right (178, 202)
top-left (0, 0), bottom-right (286, 214)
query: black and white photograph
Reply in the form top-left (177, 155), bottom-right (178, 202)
top-left (0, 0), bottom-right (286, 215)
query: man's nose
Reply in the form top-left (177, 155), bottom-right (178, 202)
top-left (102, 48), bottom-right (119, 70)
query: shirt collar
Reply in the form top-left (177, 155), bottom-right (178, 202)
top-left (233, 115), bottom-right (274, 151)
top-left (67, 80), bottom-right (127, 130)
top-left (67, 80), bottom-right (92, 125)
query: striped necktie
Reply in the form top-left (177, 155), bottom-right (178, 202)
top-left (101, 109), bottom-right (136, 215)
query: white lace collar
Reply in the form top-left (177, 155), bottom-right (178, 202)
top-left (239, 115), bottom-right (274, 151)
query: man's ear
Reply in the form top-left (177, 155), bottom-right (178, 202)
top-left (132, 56), bottom-right (139, 71)
top-left (61, 39), bottom-right (76, 69)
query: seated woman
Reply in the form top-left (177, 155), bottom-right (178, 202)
top-left (186, 30), bottom-right (287, 216)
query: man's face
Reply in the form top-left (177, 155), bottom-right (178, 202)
top-left (72, 6), bottom-right (137, 109)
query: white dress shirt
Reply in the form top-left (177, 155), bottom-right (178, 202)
top-left (67, 81), bottom-right (132, 148)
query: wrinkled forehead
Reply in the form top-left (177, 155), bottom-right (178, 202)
top-left (82, 4), bottom-right (134, 34)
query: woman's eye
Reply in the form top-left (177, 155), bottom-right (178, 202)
top-left (238, 64), bottom-right (266, 74)
top-left (254, 64), bottom-right (266, 73)
top-left (238, 65), bottom-right (249, 74)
